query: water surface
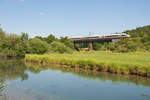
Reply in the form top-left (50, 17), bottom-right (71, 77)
top-left (0, 59), bottom-right (150, 100)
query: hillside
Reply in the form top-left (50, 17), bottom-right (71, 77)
top-left (124, 25), bottom-right (150, 38)
top-left (114, 25), bottom-right (150, 52)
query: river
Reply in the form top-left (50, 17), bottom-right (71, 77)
top-left (0, 59), bottom-right (150, 100)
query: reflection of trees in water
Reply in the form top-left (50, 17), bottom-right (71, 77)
top-left (26, 62), bottom-right (150, 87)
top-left (0, 58), bottom-right (28, 81)
top-left (27, 64), bottom-right (49, 74)
top-left (0, 80), bottom-right (5, 100)
top-left (0, 58), bottom-right (29, 100)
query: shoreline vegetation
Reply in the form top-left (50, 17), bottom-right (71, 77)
top-left (25, 62), bottom-right (150, 87)
top-left (1, 25), bottom-right (150, 57)
top-left (1, 24), bottom-right (150, 78)
top-left (25, 51), bottom-right (150, 78)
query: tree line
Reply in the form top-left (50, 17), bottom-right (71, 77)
top-left (0, 28), bottom-right (74, 57)
top-left (77, 25), bottom-right (150, 52)
top-left (0, 25), bottom-right (150, 57)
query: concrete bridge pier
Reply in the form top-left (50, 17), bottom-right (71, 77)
top-left (89, 41), bottom-right (93, 50)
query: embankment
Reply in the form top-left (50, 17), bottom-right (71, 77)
top-left (25, 52), bottom-right (150, 78)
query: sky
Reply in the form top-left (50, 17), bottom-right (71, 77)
top-left (0, 0), bottom-right (150, 37)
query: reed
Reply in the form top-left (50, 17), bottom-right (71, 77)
top-left (25, 51), bottom-right (150, 77)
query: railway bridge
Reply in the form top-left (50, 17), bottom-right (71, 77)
top-left (70, 34), bottom-right (130, 50)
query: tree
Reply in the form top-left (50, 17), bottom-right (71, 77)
top-left (49, 41), bottom-right (72, 54)
top-left (0, 34), bottom-right (27, 57)
top-left (35, 36), bottom-right (44, 40)
top-left (93, 43), bottom-right (102, 50)
top-left (45, 34), bottom-right (56, 44)
top-left (0, 28), bottom-right (5, 40)
top-left (21, 32), bottom-right (29, 41)
top-left (28, 38), bottom-right (50, 54)
top-left (60, 37), bottom-right (74, 49)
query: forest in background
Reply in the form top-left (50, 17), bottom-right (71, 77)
top-left (0, 25), bottom-right (150, 57)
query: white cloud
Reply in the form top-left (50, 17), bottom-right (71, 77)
top-left (19, 0), bottom-right (25, 2)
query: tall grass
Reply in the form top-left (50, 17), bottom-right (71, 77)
top-left (25, 51), bottom-right (150, 77)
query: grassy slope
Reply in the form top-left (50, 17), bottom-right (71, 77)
top-left (25, 51), bottom-right (150, 77)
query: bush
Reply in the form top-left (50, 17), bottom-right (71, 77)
top-left (49, 41), bottom-right (73, 54)
top-left (0, 34), bottom-right (27, 57)
top-left (28, 38), bottom-right (50, 54)
top-left (0, 28), bottom-right (5, 40)
top-left (143, 42), bottom-right (150, 51)
top-left (107, 43), bottom-right (115, 51)
top-left (60, 37), bottom-right (74, 49)
top-left (45, 34), bottom-right (56, 44)
top-left (93, 43), bottom-right (102, 50)
top-left (113, 39), bottom-right (138, 52)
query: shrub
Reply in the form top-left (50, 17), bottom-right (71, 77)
top-left (45, 34), bottom-right (56, 44)
top-left (0, 34), bottom-right (27, 57)
top-left (28, 38), bottom-right (50, 54)
top-left (49, 41), bottom-right (73, 54)
top-left (93, 43), bottom-right (102, 50)
top-left (60, 37), bottom-right (74, 49)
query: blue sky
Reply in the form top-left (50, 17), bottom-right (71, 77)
top-left (0, 0), bottom-right (150, 37)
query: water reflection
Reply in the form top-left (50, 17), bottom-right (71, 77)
top-left (0, 58), bottom-right (150, 87)
top-left (26, 63), bottom-right (150, 87)
top-left (0, 58), bottom-right (28, 81)
top-left (0, 59), bottom-right (150, 100)
top-left (0, 80), bottom-right (5, 100)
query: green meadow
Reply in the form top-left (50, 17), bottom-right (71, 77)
top-left (25, 51), bottom-right (150, 77)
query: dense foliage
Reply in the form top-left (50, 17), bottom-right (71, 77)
top-left (115, 25), bottom-right (150, 52)
top-left (0, 30), bottom-right (28, 57)
top-left (0, 25), bottom-right (150, 57)
top-left (0, 28), bottom-right (74, 57)
top-left (90, 25), bottom-right (150, 52)
top-left (49, 41), bottom-right (73, 54)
